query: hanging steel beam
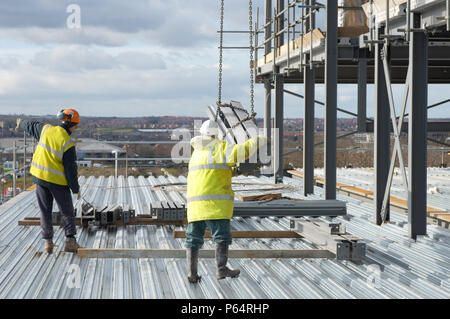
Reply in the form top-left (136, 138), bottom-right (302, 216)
top-left (408, 13), bottom-right (428, 239)
top-left (324, 0), bottom-right (338, 200)
top-left (374, 27), bottom-right (391, 225)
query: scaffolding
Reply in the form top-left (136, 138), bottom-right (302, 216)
top-left (255, 0), bottom-right (450, 239)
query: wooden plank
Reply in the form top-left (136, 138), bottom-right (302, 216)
top-left (173, 230), bottom-right (302, 239)
top-left (338, 26), bottom-right (369, 38)
top-left (78, 248), bottom-right (335, 259)
top-left (257, 28), bottom-right (325, 67)
top-left (236, 193), bottom-right (282, 202)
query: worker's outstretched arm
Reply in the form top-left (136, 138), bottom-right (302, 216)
top-left (226, 135), bottom-right (265, 165)
top-left (63, 147), bottom-right (80, 194)
top-left (18, 119), bottom-right (45, 140)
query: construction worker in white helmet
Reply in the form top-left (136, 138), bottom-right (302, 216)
top-left (185, 119), bottom-right (265, 283)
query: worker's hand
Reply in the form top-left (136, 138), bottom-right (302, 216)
top-left (76, 193), bottom-right (81, 200)
top-left (15, 118), bottom-right (21, 131)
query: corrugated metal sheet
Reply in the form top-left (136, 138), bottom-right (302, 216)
top-left (0, 173), bottom-right (449, 299)
top-left (314, 167), bottom-right (450, 211)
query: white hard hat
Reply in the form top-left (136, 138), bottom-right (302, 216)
top-left (199, 120), bottom-right (219, 136)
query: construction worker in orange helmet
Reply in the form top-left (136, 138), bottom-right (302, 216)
top-left (15, 108), bottom-right (82, 254)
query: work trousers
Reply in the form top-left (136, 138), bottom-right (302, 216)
top-left (185, 219), bottom-right (232, 249)
top-left (36, 184), bottom-right (76, 240)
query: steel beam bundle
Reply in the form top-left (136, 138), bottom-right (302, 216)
top-left (290, 218), bottom-right (366, 261)
top-left (151, 200), bottom-right (186, 221)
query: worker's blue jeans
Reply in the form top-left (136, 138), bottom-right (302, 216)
top-left (185, 219), bottom-right (232, 249)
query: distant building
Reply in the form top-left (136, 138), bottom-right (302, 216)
top-left (75, 138), bottom-right (126, 159)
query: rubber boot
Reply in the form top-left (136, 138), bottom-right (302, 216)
top-left (64, 237), bottom-right (81, 253)
top-left (44, 239), bottom-right (54, 254)
top-left (216, 242), bottom-right (240, 280)
top-left (187, 247), bottom-right (201, 283)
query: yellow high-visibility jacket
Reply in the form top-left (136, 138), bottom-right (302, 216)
top-left (186, 135), bottom-right (264, 223)
top-left (30, 124), bottom-right (75, 186)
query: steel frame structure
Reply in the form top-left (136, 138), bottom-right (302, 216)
top-left (256, 0), bottom-right (450, 239)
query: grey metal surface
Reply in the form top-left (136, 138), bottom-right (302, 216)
top-left (0, 174), bottom-right (450, 299)
top-left (314, 167), bottom-right (450, 214)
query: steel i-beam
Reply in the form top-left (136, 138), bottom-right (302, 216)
top-left (324, 0), bottom-right (337, 200)
top-left (274, 73), bottom-right (284, 183)
top-left (303, 64), bottom-right (315, 195)
top-left (408, 13), bottom-right (428, 239)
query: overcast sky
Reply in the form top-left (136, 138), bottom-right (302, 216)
top-left (0, 0), bottom-right (447, 119)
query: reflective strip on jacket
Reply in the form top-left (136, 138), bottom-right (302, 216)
top-left (30, 124), bottom-right (75, 186)
top-left (186, 135), bottom-right (264, 223)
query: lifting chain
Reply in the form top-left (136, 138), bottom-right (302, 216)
top-left (216, 0), bottom-right (225, 121)
top-left (216, 0), bottom-right (257, 127)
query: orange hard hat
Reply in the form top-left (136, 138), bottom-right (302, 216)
top-left (57, 108), bottom-right (80, 124)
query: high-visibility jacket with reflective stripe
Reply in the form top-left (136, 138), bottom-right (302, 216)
top-left (30, 124), bottom-right (75, 186)
top-left (186, 135), bottom-right (264, 223)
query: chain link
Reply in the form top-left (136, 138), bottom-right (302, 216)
top-left (249, 0), bottom-right (255, 117)
top-left (216, 0), bottom-right (225, 121)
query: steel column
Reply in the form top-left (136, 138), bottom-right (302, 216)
top-left (264, 81), bottom-right (272, 156)
top-left (303, 64), bottom-right (315, 195)
top-left (23, 132), bottom-right (26, 190)
top-left (264, 1), bottom-right (272, 154)
top-left (13, 141), bottom-right (16, 197)
top-left (357, 59), bottom-right (367, 132)
top-left (374, 27), bottom-right (391, 225)
top-left (274, 74), bottom-right (284, 183)
top-left (408, 13), bottom-right (428, 239)
top-left (324, 0), bottom-right (337, 200)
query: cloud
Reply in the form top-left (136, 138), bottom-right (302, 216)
top-left (115, 51), bottom-right (166, 70)
top-left (0, 45), bottom-right (250, 115)
top-left (29, 46), bottom-right (167, 72)
top-left (0, 0), bottom-right (268, 47)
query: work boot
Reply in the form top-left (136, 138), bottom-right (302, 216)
top-left (44, 239), bottom-right (54, 254)
top-left (216, 242), bottom-right (240, 280)
top-left (187, 247), bottom-right (202, 283)
top-left (64, 237), bottom-right (81, 253)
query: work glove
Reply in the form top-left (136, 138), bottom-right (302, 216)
top-left (15, 118), bottom-right (21, 131)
